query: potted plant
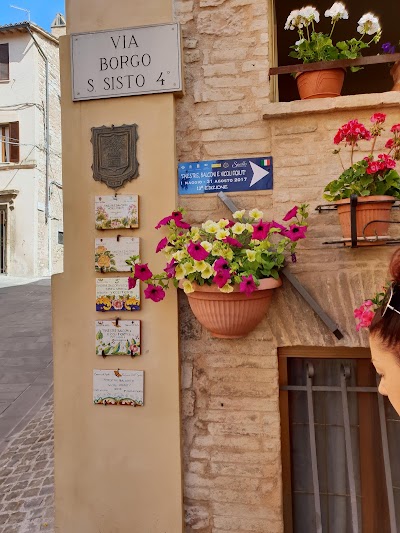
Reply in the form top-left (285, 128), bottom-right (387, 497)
top-left (323, 113), bottom-right (400, 244)
top-left (381, 42), bottom-right (400, 91)
top-left (127, 206), bottom-right (309, 339)
top-left (285, 3), bottom-right (382, 99)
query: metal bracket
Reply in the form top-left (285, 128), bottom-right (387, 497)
top-left (217, 192), bottom-right (344, 340)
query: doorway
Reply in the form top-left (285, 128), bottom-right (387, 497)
top-left (0, 205), bottom-right (6, 273)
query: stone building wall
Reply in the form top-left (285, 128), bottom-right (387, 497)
top-left (174, 1), bottom-right (400, 532)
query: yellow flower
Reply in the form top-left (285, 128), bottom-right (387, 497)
top-left (232, 222), bottom-right (246, 235)
top-left (190, 229), bottom-right (201, 242)
top-left (183, 262), bottom-right (196, 275)
top-left (182, 279), bottom-right (195, 294)
top-left (173, 250), bottom-right (187, 262)
top-left (175, 265), bottom-right (185, 280)
top-left (97, 254), bottom-right (111, 269)
top-left (222, 248), bottom-right (233, 261)
top-left (95, 245), bottom-right (107, 254)
top-left (201, 264), bottom-right (214, 279)
top-left (217, 219), bottom-right (229, 229)
top-left (246, 250), bottom-right (257, 262)
top-left (212, 241), bottom-right (223, 255)
top-left (194, 260), bottom-right (207, 272)
top-left (201, 241), bottom-right (212, 253)
top-left (220, 282), bottom-right (234, 293)
top-left (216, 229), bottom-right (229, 240)
top-left (249, 208), bottom-right (263, 220)
top-left (163, 246), bottom-right (174, 260)
top-left (203, 220), bottom-right (219, 234)
top-left (233, 210), bottom-right (246, 220)
top-left (245, 223), bottom-right (254, 233)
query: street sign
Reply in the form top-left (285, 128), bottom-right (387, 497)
top-left (71, 23), bottom-right (182, 101)
top-left (178, 157), bottom-right (273, 195)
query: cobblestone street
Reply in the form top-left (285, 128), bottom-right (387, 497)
top-left (0, 278), bottom-right (54, 533)
top-left (0, 397), bottom-right (54, 532)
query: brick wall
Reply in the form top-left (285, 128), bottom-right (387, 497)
top-left (174, 1), bottom-right (400, 532)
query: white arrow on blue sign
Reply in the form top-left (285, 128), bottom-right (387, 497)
top-left (178, 157), bottom-right (273, 195)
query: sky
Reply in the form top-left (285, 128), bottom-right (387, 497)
top-left (0, 0), bottom-right (65, 31)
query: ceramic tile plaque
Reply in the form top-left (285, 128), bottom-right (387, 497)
top-left (95, 320), bottom-right (141, 356)
top-left (95, 237), bottom-right (139, 272)
top-left (93, 369), bottom-right (144, 406)
top-left (95, 195), bottom-right (139, 229)
top-left (96, 277), bottom-right (140, 312)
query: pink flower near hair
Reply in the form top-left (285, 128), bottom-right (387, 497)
top-left (282, 206), bottom-right (298, 221)
top-left (239, 275), bottom-right (258, 296)
top-left (134, 263), bottom-right (153, 281)
top-left (354, 300), bottom-right (375, 331)
top-left (187, 241), bottom-right (209, 261)
top-left (144, 284), bottom-right (165, 302)
top-left (156, 237), bottom-right (168, 253)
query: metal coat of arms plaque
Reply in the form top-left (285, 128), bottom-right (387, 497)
top-left (91, 124), bottom-right (139, 189)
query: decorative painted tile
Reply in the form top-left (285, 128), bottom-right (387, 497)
top-left (93, 369), bottom-right (144, 406)
top-left (95, 195), bottom-right (139, 229)
top-left (95, 320), bottom-right (141, 356)
top-left (95, 237), bottom-right (139, 272)
top-left (96, 277), bottom-right (140, 312)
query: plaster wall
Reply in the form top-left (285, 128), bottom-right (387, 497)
top-left (174, 1), bottom-right (400, 532)
top-left (52, 0), bottom-right (183, 531)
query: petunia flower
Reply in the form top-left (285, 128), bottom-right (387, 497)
top-left (128, 277), bottom-right (137, 289)
top-left (156, 237), bottom-right (168, 253)
top-left (270, 221), bottom-right (286, 232)
top-left (382, 42), bottom-right (396, 54)
top-left (213, 270), bottom-right (231, 288)
top-left (134, 263), bottom-right (153, 281)
top-left (175, 219), bottom-right (191, 230)
top-left (164, 260), bottom-right (176, 279)
top-left (214, 257), bottom-right (229, 271)
top-left (284, 225), bottom-right (308, 242)
top-left (187, 241), bottom-right (210, 261)
top-left (223, 236), bottom-right (243, 248)
top-left (239, 275), bottom-right (258, 296)
top-left (155, 215), bottom-right (172, 229)
top-left (252, 221), bottom-right (271, 240)
top-left (144, 284), bottom-right (165, 302)
top-left (283, 206), bottom-right (298, 221)
top-left (182, 279), bottom-right (195, 294)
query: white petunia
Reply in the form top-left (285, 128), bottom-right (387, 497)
top-left (299, 6), bottom-right (320, 25)
top-left (357, 12), bottom-right (381, 35)
top-left (325, 2), bottom-right (348, 21)
top-left (285, 9), bottom-right (302, 30)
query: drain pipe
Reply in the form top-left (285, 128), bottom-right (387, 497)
top-left (48, 181), bottom-right (63, 275)
top-left (27, 27), bottom-right (51, 271)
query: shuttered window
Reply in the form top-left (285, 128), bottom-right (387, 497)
top-left (0, 44), bottom-right (9, 81)
top-left (0, 122), bottom-right (19, 163)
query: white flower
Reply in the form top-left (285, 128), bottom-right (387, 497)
top-left (201, 264), bottom-right (214, 279)
top-left (357, 12), bottom-right (381, 35)
top-left (201, 241), bottom-right (212, 253)
top-left (220, 282), bottom-right (234, 293)
top-left (246, 250), bottom-right (257, 262)
top-left (182, 279), bottom-right (195, 294)
top-left (231, 222), bottom-right (246, 235)
top-left (215, 229), bottom-right (229, 240)
top-left (233, 209), bottom-right (246, 220)
top-left (249, 208), bottom-right (264, 221)
top-left (299, 6), bottom-right (320, 25)
top-left (202, 221), bottom-right (219, 234)
top-left (295, 38), bottom-right (306, 47)
top-left (284, 9), bottom-right (302, 30)
top-left (325, 2), bottom-right (348, 21)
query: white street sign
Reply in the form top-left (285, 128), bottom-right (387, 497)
top-left (249, 162), bottom-right (269, 187)
top-left (71, 23), bottom-right (182, 101)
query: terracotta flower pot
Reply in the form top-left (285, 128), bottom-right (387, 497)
top-left (390, 60), bottom-right (400, 91)
top-left (182, 278), bottom-right (282, 339)
top-left (336, 195), bottom-right (395, 245)
top-left (296, 68), bottom-right (345, 100)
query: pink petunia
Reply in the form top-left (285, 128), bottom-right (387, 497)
top-left (144, 284), bottom-right (166, 302)
top-left (128, 277), bottom-right (137, 290)
top-left (214, 257), bottom-right (229, 271)
top-left (282, 206), bottom-right (298, 221)
top-left (175, 219), bottom-right (191, 229)
top-left (155, 211), bottom-right (183, 229)
top-left (223, 236), bottom-right (243, 247)
top-left (156, 237), bottom-right (168, 253)
top-left (213, 270), bottom-right (231, 288)
top-left (134, 263), bottom-right (153, 281)
top-left (371, 113), bottom-right (386, 124)
top-left (187, 241), bottom-right (210, 261)
top-left (284, 225), bottom-right (307, 242)
top-left (225, 220), bottom-right (235, 228)
top-left (252, 221), bottom-right (271, 240)
top-left (239, 275), bottom-right (258, 296)
top-left (270, 221), bottom-right (286, 232)
top-left (164, 259), bottom-right (176, 279)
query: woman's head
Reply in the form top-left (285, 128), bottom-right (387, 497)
top-left (370, 249), bottom-right (400, 414)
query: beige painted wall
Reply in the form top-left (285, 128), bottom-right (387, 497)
top-left (52, 1), bottom-right (183, 531)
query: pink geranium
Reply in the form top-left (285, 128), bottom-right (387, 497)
top-left (334, 119), bottom-right (371, 146)
top-left (144, 284), bottom-right (165, 302)
top-left (354, 300), bottom-right (375, 331)
top-left (371, 113), bottom-right (386, 124)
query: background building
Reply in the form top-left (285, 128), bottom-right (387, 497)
top-left (0, 16), bottom-right (65, 277)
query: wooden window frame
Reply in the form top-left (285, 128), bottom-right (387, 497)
top-left (0, 43), bottom-right (9, 81)
top-left (0, 122), bottom-right (20, 164)
top-left (279, 346), bottom-right (390, 533)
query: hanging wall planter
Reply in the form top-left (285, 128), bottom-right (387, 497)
top-left (336, 195), bottom-right (395, 245)
top-left (296, 68), bottom-right (345, 100)
top-left (183, 278), bottom-right (282, 339)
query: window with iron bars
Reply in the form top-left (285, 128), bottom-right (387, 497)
top-left (279, 348), bottom-right (400, 533)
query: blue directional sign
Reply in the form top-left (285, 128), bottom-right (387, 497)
top-left (178, 157), bottom-right (273, 195)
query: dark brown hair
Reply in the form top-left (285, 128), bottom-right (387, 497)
top-left (370, 249), bottom-right (400, 349)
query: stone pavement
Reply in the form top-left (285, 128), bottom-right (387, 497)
top-left (0, 277), bottom-right (54, 532)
